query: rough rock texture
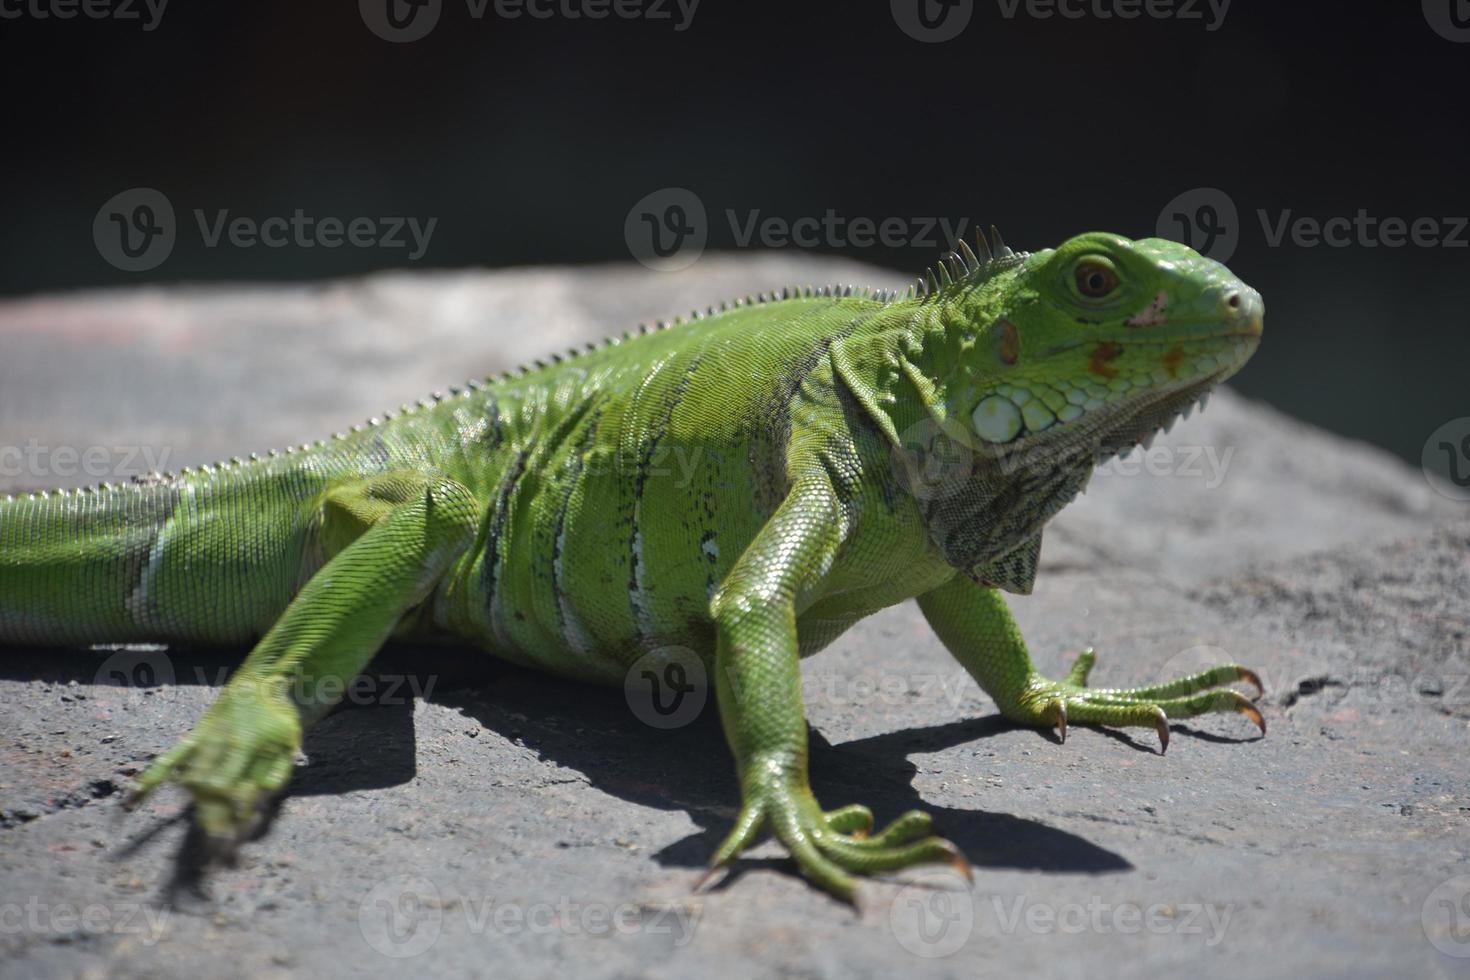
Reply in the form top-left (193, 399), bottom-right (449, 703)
top-left (0, 256), bottom-right (1466, 979)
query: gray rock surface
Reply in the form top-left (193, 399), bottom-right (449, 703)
top-left (0, 256), bottom-right (1466, 979)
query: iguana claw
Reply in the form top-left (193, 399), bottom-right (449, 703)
top-left (1238, 668), bottom-right (1265, 700)
top-left (1012, 650), bottom-right (1267, 753)
top-left (1155, 709), bottom-right (1170, 755)
top-left (1239, 699), bottom-right (1267, 735)
top-left (707, 775), bottom-right (971, 904)
top-left (1051, 698), bottom-right (1068, 744)
top-left (692, 864), bottom-right (726, 894)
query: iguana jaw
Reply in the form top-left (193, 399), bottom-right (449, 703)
top-left (1089, 351), bottom-right (1246, 460)
top-left (968, 327), bottom-right (1259, 465)
top-left (1084, 310), bottom-right (1263, 460)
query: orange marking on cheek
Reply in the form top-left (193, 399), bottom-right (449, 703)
top-left (1161, 345), bottom-right (1185, 378)
top-left (1088, 342), bottom-right (1123, 378)
top-left (996, 319), bottom-right (1019, 365)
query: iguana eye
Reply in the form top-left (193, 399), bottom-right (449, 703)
top-left (1074, 260), bottom-right (1119, 298)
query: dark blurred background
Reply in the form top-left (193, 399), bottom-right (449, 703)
top-left (0, 1), bottom-right (1465, 470)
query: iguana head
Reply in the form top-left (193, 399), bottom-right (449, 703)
top-left (958, 231), bottom-right (1263, 461)
top-left (902, 230), bottom-right (1262, 579)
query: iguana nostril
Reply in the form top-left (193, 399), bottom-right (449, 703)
top-left (1227, 293), bottom-right (1241, 309)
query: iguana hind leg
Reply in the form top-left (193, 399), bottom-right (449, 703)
top-left (919, 574), bottom-right (1264, 754)
top-left (126, 471), bottom-right (479, 849)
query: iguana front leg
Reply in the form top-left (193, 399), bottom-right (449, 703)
top-left (918, 574), bottom-right (1264, 753)
top-left (126, 471), bottom-right (479, 848)
top-left (705, 475), bottom-right (969, 902)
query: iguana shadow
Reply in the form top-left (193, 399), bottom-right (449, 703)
top-left (388, 646), bottom-right (1132, 879)
top-left (4, 642), bottom-right (1130, 897)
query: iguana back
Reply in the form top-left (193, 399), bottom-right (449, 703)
top-left (0, 288), bottom-right (901, 671)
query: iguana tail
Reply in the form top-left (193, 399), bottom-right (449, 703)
top-left (0, 468), bottom-right (324, 648)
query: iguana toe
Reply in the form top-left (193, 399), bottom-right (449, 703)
top-left (707, 777), bottom-right (970, 904)
top-left (1010, 650), bottom-right (1266, 752)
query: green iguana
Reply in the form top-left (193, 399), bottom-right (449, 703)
top-left (0, 230), bottom-right (1265, 901)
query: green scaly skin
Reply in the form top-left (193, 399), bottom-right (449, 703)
top-left (0, 231), bottom-right (1266, 902)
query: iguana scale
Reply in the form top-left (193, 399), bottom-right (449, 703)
top-left (0, 231), bottom-right (1266, 901)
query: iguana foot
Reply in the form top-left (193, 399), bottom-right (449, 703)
top-left (1012, 648), bottom-right (1265, 753)
top-left (124, 680), bottom-right (301, 852)
top-left (702, 762), bottom-right (971, 903)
